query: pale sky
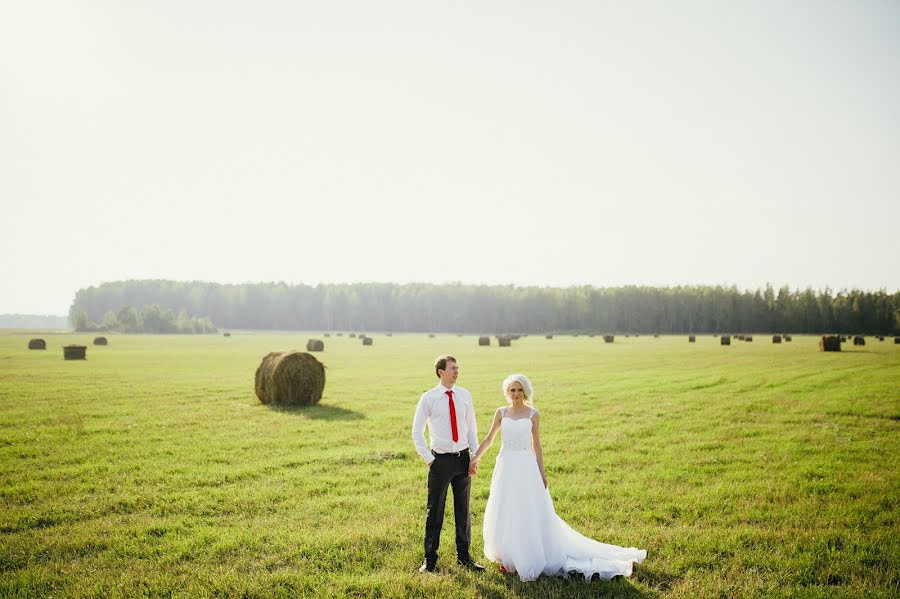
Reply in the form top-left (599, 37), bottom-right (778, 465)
top-left (2, 1), bottom-right (899, 315)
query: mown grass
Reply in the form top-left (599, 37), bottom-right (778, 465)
top-left (0, 332), bottom-right (898, 598)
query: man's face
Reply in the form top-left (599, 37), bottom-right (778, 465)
top-left (439, 360), bottom-right (459, 386)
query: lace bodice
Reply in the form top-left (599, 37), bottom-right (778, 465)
top-left (500, 408), bottom-right (536, 452)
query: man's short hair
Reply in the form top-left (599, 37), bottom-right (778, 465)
top-left (435, 355), bottom-right (457, 378)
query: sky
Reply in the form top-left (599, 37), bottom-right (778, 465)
top-left (2, 1), bottom-right (899, 315)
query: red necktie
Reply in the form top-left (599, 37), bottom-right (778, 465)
top-left (446, 390), bottom-right (459, 442)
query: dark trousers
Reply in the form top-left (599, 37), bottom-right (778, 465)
top-left (424, 451), bottom-right (471, 564)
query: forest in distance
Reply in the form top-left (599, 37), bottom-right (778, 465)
top-left (69, 280), bottom-right (899, 335)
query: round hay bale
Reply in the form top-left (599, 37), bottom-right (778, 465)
top-left (772, 335), bottom-right (782, 344)
top-left (654, 334), bottom-right (659, 338)
top-left (511, 334), bottom-right (521, 341)
top-left (362, 337), bottom-right (373, 346)
top-left (386, 332), bottom-right (393, 337)
top-left (28, 338), bottom-right (46, 350)
top-left (545, 334), bottom-right (553, 339)
top-left (93, 337), bottom-right (108, 346)
top-left (688, 335), bottom-right (696, 342)
top-left (894, 337), bottom-right (900, 344)
top-left (63, 345), bottom-right (87, 360)
top-left (478, 336), bottom-right (490, 346)
top-left (877, 335), bottom-right (883, 341)
top-left (336, 333), bottom-right (343, 337)
top-left (745, 335), bottom-right (753, 342)
top-left (820, 335), bottom-right (841, 352)
top-left (497, 336), bottom-right (511, 347)
top-left (306, 339), bottom-right (325, 352)
top-left (349, 333), bottom-right (357, 338)
top-left (224, 332), bottom-right (231, 337)
top-left (839, 335), bottom-right (847, 342)
top-left (853, 335), bottom-right (865, 346)
top-left (603, 335), bottom-right (614, 343)
top-left (428, 333), bottom-right (435, 338)
top-left (254, 351), bottom-right (325, 407)
top-left (721, 335), bottom-right (731, 346)
top-left (324, 333), bottom-right (331, 338)
top-left (784, 335), bottom-right (792, 342)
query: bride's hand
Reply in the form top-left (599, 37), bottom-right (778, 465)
top-left (468, 458), bottom-right (479, 476)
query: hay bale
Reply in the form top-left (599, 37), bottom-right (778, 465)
top-left (386, 333), bottom-right (393, 337)
top-left (349, 333), bottom-right (357, 338)
top-left (654, 334), bottom-right (659, 338)
top-left (224, 332), bottom-right (231, 337)
top-left (603, 335), bottom-right (614, 343)
top-left (497, 336), bottom-right (511, 347)
top-left (324, 333), bottom-right (331, 338)
top-left (784, 335), bottom-right (792, 342)
top-left (853, 335), bottom-right (865, 346)
top-left (820, 336), bottom-right (841, 352)
top-left (895, 337), bottom-right (900, 344)
top-left (737, 335), bottom-right (745, 341)
top-left (428, 333), bottom-right (435, 338)
top-left (93, 337), bottom-right (108, 346)
top-left (254, 351), bottom-right (325, 407)
top-left (721, 336), bottom-right (731, 345)
top-left (772, 335), bottom-right (782, 344)
top-left (362, 337), bottom-right (373, 346)
top-left (745, 335), bottom-right (753, 342)
top-left (336, 333), bottom-right (343, 337)
top-left (478, 336), bottom-right (490, 346)
top-left (546, 335), bottom-right (553, 339)
top-left (28, 338), bottom-right (46, 350)
top-left (688, 335), bottom-right (696, 342)
top-left (306, 339), bottom-right (324, 352)
top-left (511, 334), bottom-right (521, 341)
top-left (64, 345), bottom-right (87, 360)
top-left (839, 336), bottom-right (847, 342)
top-left (877, 335), bottom-right (883, 341)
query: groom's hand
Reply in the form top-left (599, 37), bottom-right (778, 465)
top-left (468, 459), bottom-right (479, 476)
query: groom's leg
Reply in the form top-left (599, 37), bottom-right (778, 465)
top-left (424, 455), bottom-right (452, 564)
top-left (450, 454), bottom-right (472, 560)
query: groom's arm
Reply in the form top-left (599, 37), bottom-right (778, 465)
top-left (412, 394), bottom-right (435, 465)
top-left (465, 391), bottom-right (479, 456)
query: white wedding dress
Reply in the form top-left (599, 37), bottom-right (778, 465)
top-left (482, 408), bottom-right (646, 582)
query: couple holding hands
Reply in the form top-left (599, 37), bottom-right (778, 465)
top-left (411, 355), bottom-right (646, 582)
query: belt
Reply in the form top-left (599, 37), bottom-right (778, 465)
top-left (431, 449), bottom-right (469, 458)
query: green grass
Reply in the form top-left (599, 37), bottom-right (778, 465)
top-left (1, 332), bottom-right (898, 598)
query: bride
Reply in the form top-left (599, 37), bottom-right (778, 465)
top-left (469, 373), bottom-right (646, 582)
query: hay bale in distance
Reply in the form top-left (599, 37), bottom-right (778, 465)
top-left (497, 336), bottom-right (511, 347)
top-left (324, 333), bottom-right (331, 338)
top-left (820, 336), bottom-right (841, 352)
top-left (28, 338), bottom-right (46, 350)
top-left (839, 336), bottom-right (847, 342)
top-left (877, 335), bottom-right (883, 341)
top-left (721, 336), bottom-right (731, 345)
top-left (745, 335), bottom-right (753, 342)
top-left (336, 333), bottom-right (343, 337)
top-left (93, 337), bottom-right (108, 346)
top-left (511, 334), bottom-right (521, 340)
top-left (784, 335), bottom-right (792, 342)
top-left (362, 337), bottom-right (373, 346)
top-left (386, 332), bottom-right (393, 337)
top-left (349, 333), bottom-right (356, 338)
top-left (64, 345), bottom-right (87, 360)
top-left (546, 334), bottom-right (553, 339)
top-left (254, 351), bottom-right (325, 406)
top-left (688, 335), bottom-right (696, 342)
top-left (603, 335), bottom-right (614, 343)
top-left (478, 336), bottom-right (490, 346)
top-left (224, 332), bottom-right (231, 337)
top-left (306, 339), bottom-right (324, 352)
top-left (895, 337), bottom-right (900, 344)
top-left (428, 333), bottom-right (435, 338)
top-left (853, 336), bottom-right (865, 346)
top-left (773, 335), bottom-right (782, 344)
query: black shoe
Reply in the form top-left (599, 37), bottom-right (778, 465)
top-left (457, 558), bottom-right (485, 571)
top-left (418, 560), bottom-right (436, 573)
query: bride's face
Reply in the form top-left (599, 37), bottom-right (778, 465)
top-left (507, 382), bottom-right (526, 403)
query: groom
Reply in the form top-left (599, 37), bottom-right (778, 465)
top-left (411, 355), bottom-right (485, 573)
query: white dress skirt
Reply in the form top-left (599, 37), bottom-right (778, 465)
top-left (482, 410), bottom-right (647, 582)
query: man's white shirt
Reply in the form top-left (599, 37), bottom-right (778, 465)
top-left (412, 383), bottom-right (479, 465)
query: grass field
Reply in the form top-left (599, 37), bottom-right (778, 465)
top-left (1, 332), bottom-right (898, 598)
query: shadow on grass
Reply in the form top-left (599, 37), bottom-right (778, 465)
top-left (459, 565), bottom-right (665, 599)
top-left (264, 403), bottom-right (364, 420)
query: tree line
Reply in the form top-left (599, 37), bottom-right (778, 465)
top-left (72, 303), bottom-right (217, 334)
top-left (69, 279), bottom-right (900, 335)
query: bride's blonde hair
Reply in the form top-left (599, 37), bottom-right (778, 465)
top-left (502, 373), bottom-right (534, 407)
